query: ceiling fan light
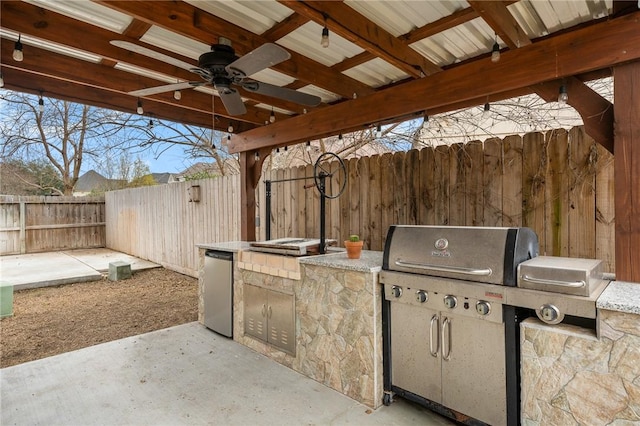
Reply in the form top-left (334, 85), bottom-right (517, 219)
top-left (491, 41), bottom-right (500, 63)
top-left (321, 26), bottom-right (330, 48)
top-left (173, 90), bottom-right (182, 101)
top-left (13, 36), bottom-right (23, 62)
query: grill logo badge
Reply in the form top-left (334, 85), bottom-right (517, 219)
top-left (432, 238), bottom-right (451, 257)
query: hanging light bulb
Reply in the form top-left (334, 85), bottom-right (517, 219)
top-left (491, 40), bottom-right (501, 63)
top-left (227, 134), bottom-right (231, 142)
top-left (254, 151), bottom-right (260, 161)
top-left (173, 90), bottom-right (182, 101)
top-left (0, 72), bottom-right (4, 88)
top-left (376, 124), bottom-right (382, 138)
top-left (284, 146), bottom-right (288, 151)
top-left (423, 114), bottom-right (430, 129)
top-left (338, 133), bottom-right (343, 140)
top-left (482, 102), bottom-right (491, 119)
top-left (321, 15), bottom-right (330, 49)
top-left (136, 99), bottom-right (143, 114)
top-left (38, 94), bottom-right (44, 113)
top-left (13, 35), bottom-right (24, 62)
top-left (276, 147), bottom-right (280, 153)
top-left (306, 141), bottom-right (311, 152)
top-left (270, 108), bottom-right (275, 123)
top-left (558, 84), bottom-right (569, 104)
top-left (148, 119), bottom-right (154, 128)
top-left (228, 122), bottom-right (234, 133)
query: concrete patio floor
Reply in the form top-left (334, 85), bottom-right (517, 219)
top-left (0, 248), bottom-right (160, 290)
top-left (1, 322), bottom-right (454, 426)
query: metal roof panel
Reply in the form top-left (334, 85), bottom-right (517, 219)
top-left (24, 0), bottom-right (133, 33)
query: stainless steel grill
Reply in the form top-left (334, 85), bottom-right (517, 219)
top-left (380, 225), bottom-right (538, 426)
top-left (380, 225), bottom-right (609, 426)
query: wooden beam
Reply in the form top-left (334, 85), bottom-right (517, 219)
top-left (280, 0), bottom-right (441, 77)
top-left (98, 0), bottom-right (374, 100)
top-left (534, 77), bottom-right (614, 153)
top-left (467, 1), bottom-right (531, 49)
top-left (613, 60), bottom-right (640, 282)
top-left (228, 11), bottom-right (640, 153)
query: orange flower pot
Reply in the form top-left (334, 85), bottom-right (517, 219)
top-left (344, 240), bottom-right (364, 259)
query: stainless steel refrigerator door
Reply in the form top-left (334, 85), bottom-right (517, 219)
top-left (203, 250), bottom-right (233, 337)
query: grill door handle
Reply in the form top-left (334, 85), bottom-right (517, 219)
top-left (429, 315), bottom-right (439, 357)
top-left (442, 317), bottom-right (452, 361)
top-left (521, 275), bottom-right (586, 288)
top-left (394, 260), bottom-right (492, 276)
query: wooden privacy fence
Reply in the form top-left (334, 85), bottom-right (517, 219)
top-left (105, 175), bottom-right (240, 277)
top-left (261, 127), bottom-right (615, 272)
top-left (0, 195), bottom-right (105, 255)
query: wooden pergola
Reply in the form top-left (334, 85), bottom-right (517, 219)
top-left (1, 1), bottom-right (639, 281)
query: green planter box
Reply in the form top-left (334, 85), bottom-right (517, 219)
top-left (1, 282), bottom-right (14, 318)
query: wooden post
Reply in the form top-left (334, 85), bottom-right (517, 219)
top-left (613, 60), bottom-right (640, 282)
top-left (240, 149), bottom-right (268, 242)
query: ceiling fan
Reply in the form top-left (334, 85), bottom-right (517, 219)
top-left (111, 37), bottom-right (321, 116)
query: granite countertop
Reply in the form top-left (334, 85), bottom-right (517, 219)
top-left (196, 241), bottom-right (252, 253)
top-left (597, 281), bottom-right (640, 315)
top-left (298, 250), bottom-right (383, 272)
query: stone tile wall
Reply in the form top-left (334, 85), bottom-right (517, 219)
top-left (521, 310), bottom-right (640, 425)
top-left (232, 260), bottom-right (383, 409)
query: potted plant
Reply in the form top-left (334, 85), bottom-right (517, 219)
top-left (344, 234), bottom-right (364, 259)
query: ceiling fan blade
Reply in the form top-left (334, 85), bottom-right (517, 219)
top-left (128, 82), bottom-right (205, 97)
top-left (226, 43), bottom-right (291, 79)
top-left (110, 40), bottom-right (197, 72)
top-left (241, 81), bottom-right (321, 107)
top-left (217, 87), bottom-right (247, 116)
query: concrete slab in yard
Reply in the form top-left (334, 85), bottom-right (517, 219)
top-left (0, 249), bottom-right (160, 290)
top-left (62, 248), bottom-right (159, 273)
top-left (0, 251), bottom-right (102, 290)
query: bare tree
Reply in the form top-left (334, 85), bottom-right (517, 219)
top-left (0, 91), bottom-right (141, 195)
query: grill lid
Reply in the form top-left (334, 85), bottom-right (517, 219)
top-left (382, 225), bottom-right (538, 286)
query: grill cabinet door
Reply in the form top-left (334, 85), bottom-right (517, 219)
top-left (267, 290), bottom-right (295, 355)
top-left (244, 284), bottom-right (268, 342)
top-left (441, 313), bottom-right (506, 426)
top-left (390, 303), bottom-right (441, 403)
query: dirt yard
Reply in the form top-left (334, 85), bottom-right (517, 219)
top-left (0, 268), bottom-right (198, 368)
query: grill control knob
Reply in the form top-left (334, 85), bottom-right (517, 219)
top-left (415, 290), bottom-right (428, 303)
top-left (443, 295), bottom-right (457, 309)
top-left (475, 300), bottom-right (491, 316)
top-left (391, 285), bottom-right (403, 298)
top-left (536, 304), bottom-right (564, 325)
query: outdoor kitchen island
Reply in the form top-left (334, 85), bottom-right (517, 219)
top-left (196, 242), bottom-right (385, 409)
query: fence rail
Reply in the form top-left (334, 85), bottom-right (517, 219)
top-left (0, 195), bottom-right (105, 255)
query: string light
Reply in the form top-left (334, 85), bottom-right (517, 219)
top-left (338, 133), bottom-right (343, 140)
top-left (13, 35), bottom-right (23, 62)
top-left (254, 151), bottom-right (260, 161)
top-left (376, 124), bottom-right (382, 138)
top-left (482, 102), bottom-right (491, 119)
top-left (136, 99), bottom-right (143, 115)
top-left (321, 15), bottom-right (330, 48)
top-left (38, 94), bottom-right (44, 113)
top-left (491, 36), bottom-right (500, 63)
top-left (228, 122), bottom-right (234, 133)
top-left (558, 84), bottom-right (568, 104)
top-left (306, 141), bottom-right (311, 152)
top-left (148, 119), bottom-right (154, 128)
top-left (270, 108), bottom-right (275, 123)
top-left (173, 90), bottom-right (181, 101)
top-left (0, 72), bottom-right (4, 88)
